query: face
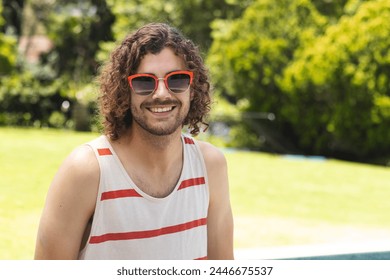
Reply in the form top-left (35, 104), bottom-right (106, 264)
top-left (130, 48), bottom-right (192, 136)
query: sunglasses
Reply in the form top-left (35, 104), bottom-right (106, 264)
top-left (127, 70), bottom-right (194, 96)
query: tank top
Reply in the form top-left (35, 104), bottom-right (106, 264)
top-left (78, 135), bottom-right (209, 260)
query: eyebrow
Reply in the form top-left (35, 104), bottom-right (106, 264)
top-left (137, 70), bottom-right (183, 76)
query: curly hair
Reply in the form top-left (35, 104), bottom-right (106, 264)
top-left (97, 23), bottom-right (211, 140)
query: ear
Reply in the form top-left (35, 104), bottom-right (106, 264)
top-left (190, 90), bottom-right (194, 101)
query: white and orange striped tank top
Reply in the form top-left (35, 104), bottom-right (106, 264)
top-left (78, 135), bottom-right (209, 260)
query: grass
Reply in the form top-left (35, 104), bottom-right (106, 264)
top-left (1, 127), bottom-right (390, 259)
top-left (226, 151), bottom-right (390, 248)
top-left (227, 151), bottom-right (390, 224)
top-left (0, 127), bottom-right (98, 259)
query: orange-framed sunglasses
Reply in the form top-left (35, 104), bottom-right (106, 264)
top-left (127, 70), bottom-right (194, 96)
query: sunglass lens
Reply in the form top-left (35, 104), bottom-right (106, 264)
top-left (132, 76), bottom-right (155, 95)
top-left (167, 74), bottom-right (191, 93)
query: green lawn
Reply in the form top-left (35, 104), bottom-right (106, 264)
top-left (0, 127), bottom-right (98, 259)
top-left (1, 127), bottom-right (390, 259)
top-left (226, 151), bottom-right (390, 248)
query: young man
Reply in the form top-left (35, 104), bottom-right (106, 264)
top-left (34, 23), bottom-right (234, 260)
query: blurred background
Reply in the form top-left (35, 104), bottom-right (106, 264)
top-left (0, 0), bottom-right (390, 259)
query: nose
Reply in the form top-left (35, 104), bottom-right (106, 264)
top-left (152, 78), bottom-right (171, 99)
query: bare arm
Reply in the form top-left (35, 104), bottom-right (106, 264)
top-left (34, 145), bottom-right (99, 259)
top-left (199, 142), bottom-right (234, 259)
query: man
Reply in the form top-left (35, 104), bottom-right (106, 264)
top-left (34, 23), bottom-right (234, 260)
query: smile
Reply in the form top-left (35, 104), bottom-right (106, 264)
top-left (148, 106), bottom-right (175, 113)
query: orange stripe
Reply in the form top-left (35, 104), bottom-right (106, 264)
top-left (194, 256), bottom-right (208, 260)
top-left (89, 218), bottom-right (207, 244)
top-left (184, 137), bottom-right (194, 144)
top-left (101, 189), bottom-right (141, 201)
top-left (101, 178), bottom-right (205, 201)
top-left (98, 148), bottom-right (112, 156)
top-left (178, 177), bottom-right (205, 190)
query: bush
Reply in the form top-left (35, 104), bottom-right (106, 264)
top-left (0, 5), bottom-right (17, 75)
top-left (0, 71), bottom-right (73, 128)
top-left (207, 0), bottom-right (327, 153)
top-left (208, 0), bottom-right (390, 162)
top-left (281, 0), bottom-right (390, 159)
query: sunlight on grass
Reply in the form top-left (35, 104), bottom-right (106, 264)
top-left (225, 151), bottom-right (390, 248)
top-left (0, 127), bottom-right (98, 259)
top-left (227, 151), bottom-right (390, 225)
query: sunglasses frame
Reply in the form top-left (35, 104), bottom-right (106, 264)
top-left (127, 70), bottom-right (194, 96)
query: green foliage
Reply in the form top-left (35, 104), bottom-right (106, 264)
top-left (72, 83), bottom-right (100, 132)
top-left (0, 68), bottom-right (73, 127)
top-left (282, 0), bottom-right (390, 158)
top-left (37, 0), bottom-right (115, 81)
top-left (0, 3), bottom-right (17, 75)
top-left (208, 0), bottom-right (390, 161)
top-left (1, 0), bottom-right (24, 36)
top-left (311, 0), bottom-right (349, 20)
top-left (209, 0), bottom-right (327, 101)
top-left (0, 1), bottom-right (110, 131)
top-left (99, 0), bottom-right (250, 61)
top-left (208, 0), bottom-right (328, 152)
top-left (0, 33), bottom-right (16, 74)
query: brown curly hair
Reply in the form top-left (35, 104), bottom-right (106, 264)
top-left (97, 23), bottom-right (211, 140)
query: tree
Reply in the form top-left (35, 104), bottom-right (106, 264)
top-left (0, 1), bottom-right (114, 130)
top-left (102, 0), bottom-right (251, 57)
top-left (282, 0), bottom-right (390, 160)
top-left (207, 0), bottom-right (327, 151)
top-left (37, 0), bottom-right (115, 82)
top-left (0, 2), bottom-right (17, 75)
top-left (311, 0), bottom-right (349, 20)
top-left (1, 0), bottom-right (24, 35)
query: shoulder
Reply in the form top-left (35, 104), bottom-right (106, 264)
top-left (62, 144), bottom-right (99, 178)
top-left (45, 142), bottom-right (100, 220)
top-left (52, 142), bottom-right (100, 196)
top-left (196, 140), bottom-right (227, 168)
top-left (196, 140), bottom-right (228, 188)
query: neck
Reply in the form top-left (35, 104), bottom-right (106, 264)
top-left (138, 128), bottom-right (181, 151)
top-left (114, 125), bottom-right (183, 169)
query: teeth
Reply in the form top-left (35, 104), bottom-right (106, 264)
top-left (150, 107), bottom-right (173, 113)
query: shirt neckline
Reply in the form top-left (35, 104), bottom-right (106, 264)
top-left (101, 135), bottom-right (187, 202)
